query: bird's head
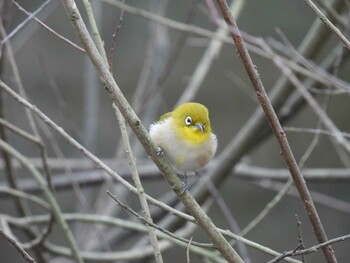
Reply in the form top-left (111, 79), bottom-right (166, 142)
top-left (171, 102), bottom-right (212, 144)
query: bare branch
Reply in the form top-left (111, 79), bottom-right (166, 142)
top-left (1, 0), bottom-right (52, 45)
top-left (61, 1), bottom-right (243, 262)
top-left (0, 138), bottom-right (83, 263)
top-left (268, 234), bottom-right (350, 263)
top-left (303, 0), bottom-right (350, 49)
top-left (12, 0), bottom-right (85, 53)
top-left (107, 190), bottom-right (214, 249)
top-left (0, 228), bottom-right (36, 263)
top-left (214, 0), bottom-right (337, 262)
top-left (114, 104), bottom-right (164, 263)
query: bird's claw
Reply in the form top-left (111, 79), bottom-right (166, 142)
top-left (179, 173), bottom-right (188, 195)
top-left (156, 147), bottom-right (164, 156)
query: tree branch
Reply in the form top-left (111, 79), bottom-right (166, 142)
top-left (63, 1), bottom-right (245, 262)
top-left (0, 228), bottom-right (36, 263)
top-left (0, 139), bottom-right (84, 263)
top-left (268, 233), bottom-right (350, 263)
top-left (214, 0), bottom-right (337, 262)
top-left (303, 0), bottom-right (350, 49)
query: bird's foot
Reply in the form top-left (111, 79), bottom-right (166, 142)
top-left (156, 147), bottom-right (164, 156)
top-left (179, 173), bottom-right (188, 195)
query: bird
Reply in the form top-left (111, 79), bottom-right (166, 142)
top-left (149, 102), bottom-right (217, 192)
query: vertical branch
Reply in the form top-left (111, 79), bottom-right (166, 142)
top-left (113, 104), bottom-right (164, 263)
top-left (295, 215), bottom-right (306, 263)
top-left (0, 16), bottom-right (23, 216)
top-left (81, 0), bottom-right (105, 152)
top-left (214, 0), bottom-right (337, 262)
top-left (108, 0), bottom-right (125, 71)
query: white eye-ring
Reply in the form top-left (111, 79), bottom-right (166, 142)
top-left (185, 116), bottom-right (192, 126)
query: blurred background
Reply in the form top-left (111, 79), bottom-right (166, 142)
top-left (0, 0), bottom-right (349, 262)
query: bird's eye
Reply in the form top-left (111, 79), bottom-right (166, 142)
top-left (185, 116), bottom-right (192, 126)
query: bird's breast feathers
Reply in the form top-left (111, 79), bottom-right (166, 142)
top-left (150, 118), bottom-right (217, 172)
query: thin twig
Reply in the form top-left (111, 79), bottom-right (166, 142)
top-left (0, 228), bottom-right (36, 263)
top-left (0, 186), bottom-right (49, 210)
top-left (251, 179), bottom-right (350, 216)
top-left (284, 126), bottom-right (350, 139)
top-left (113, 104), bottom-right (164, 263)
top-left (315, 0), bottom-right (348, 28)
top-left (186, 236), bottom-right (193, 263)
top-left (206, 180), bottom-right (251, 263)
top-left (11, 0), bottom-right (85, 53)
top-left (1, 0), bottom-right (52, 45)
top-left (81, 0), bottom-right (107, 60)
top-left (0, 118), bottom-right (40, 144)
top-left (2, 185), bottom-right (55, 250)
top-left (108, 0), bottom-right (125, 70)
top-left (303, 0), bottom-right (350, 49)
top-left (273, 28), bottom-right (348, 94)
top-left (295, 215), bottom-right (306, 263)
top-left (268, 233), bottom-right (350, 263)
top-left (107, 190), bottom-right (214, 249)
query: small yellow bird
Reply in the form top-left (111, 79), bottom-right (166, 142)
top-left (150, 102), bottom-right (217, 190)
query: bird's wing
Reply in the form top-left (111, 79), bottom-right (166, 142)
top-left (159, 112), bottom-right (172, 121)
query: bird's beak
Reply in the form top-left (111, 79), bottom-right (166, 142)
top-left (195, 124), bottom-right (204, 132)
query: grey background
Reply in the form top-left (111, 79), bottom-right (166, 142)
top-left (0, 0), bottom-right (349, 262)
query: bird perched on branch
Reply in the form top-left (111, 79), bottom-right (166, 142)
top-left (150, 102), bottom-right (217, 192)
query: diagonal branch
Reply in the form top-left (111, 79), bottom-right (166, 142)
top-left (303, 0), bottom-right (350, 49)
top-left (0, 228), bottom-right (35, 263)
top-left (214, 0), bottom-right (337, 262)
top-left (61, 1), bottom-right (243, 262)
top-left (12, 0), bottom-right (85, 53)
top-left (113, 105), bottom-right (164, 263)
